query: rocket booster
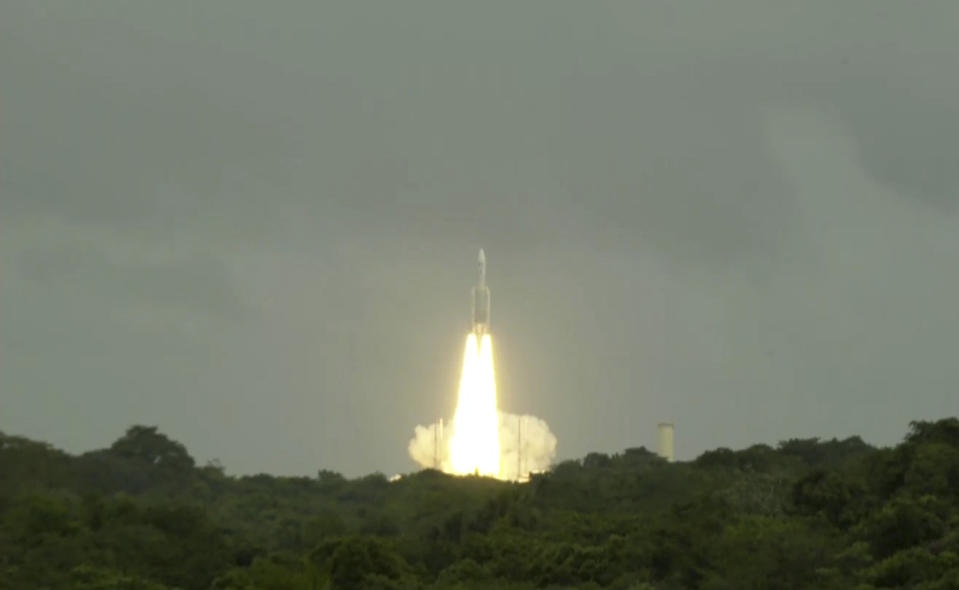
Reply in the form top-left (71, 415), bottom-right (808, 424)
top-left (471, 249), bottom-right (491, 335)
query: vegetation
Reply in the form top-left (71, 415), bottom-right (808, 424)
top-left (2, 419), bottom-right (958, 589)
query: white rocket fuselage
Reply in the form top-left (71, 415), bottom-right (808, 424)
top-left (471, 249), bottom-right (491, 336)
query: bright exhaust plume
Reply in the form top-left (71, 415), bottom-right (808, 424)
top-left (408, 333), bottom-right (557, 481)
top-left (448, 333), bottom-right (501, 476)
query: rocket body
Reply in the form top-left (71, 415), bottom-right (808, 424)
top-left (451, 249), bottom-right (501, 477)
top-left (471, 249), bottom-right (491, 335)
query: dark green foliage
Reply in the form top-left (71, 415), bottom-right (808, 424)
top-left (309, 536), bottom-right (416, 590)
top-left (70, 564), bottom-right (178, 590)
top-left (1, 417), bottom-right (958, 589)
top-left (792, 468), bottom-right (869, 528)
top-left (110, 425), bottom-right (196, 471)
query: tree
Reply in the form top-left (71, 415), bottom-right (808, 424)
top-left (859, 496), bottom-right (947, 559)
top-left (905, 419), bottom-right (959, 448)
top-left (311, 536), bottom-right (415, 590)
top-left (109, 426), bottom-right (195, 470)
top-left (903, 443), bottom-right (959, 499)
top-left (791, 469), bottom-right (868, 529)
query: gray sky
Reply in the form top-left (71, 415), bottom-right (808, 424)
top-left (2, 1), bottom-right (958, 477)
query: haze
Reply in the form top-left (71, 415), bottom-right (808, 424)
top-left (2, 1), bottom-right (957, 477)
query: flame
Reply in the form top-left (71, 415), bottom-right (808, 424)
top-left (448, 333), bottom-right (501, 476)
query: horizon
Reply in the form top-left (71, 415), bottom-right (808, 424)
top-left (0, 418), bottom-right (909, 480)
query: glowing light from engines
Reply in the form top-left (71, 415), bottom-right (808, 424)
top-left (448, 333), bottom-right (501, 476)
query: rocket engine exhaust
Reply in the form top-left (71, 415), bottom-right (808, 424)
top-left (407, 249), bottom-right (557, 481)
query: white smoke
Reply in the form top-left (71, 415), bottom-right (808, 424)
top-left (496, 413), bottom-right (557, 481)
top-left (407, 412), bottom-right (557, 481)
top-left (407, 420), bottom-right (451, 472)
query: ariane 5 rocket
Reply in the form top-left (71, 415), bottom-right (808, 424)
top-left (471, 249), bottom-right (491, 336)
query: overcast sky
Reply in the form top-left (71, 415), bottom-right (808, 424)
top-left (2, 1), bottom-right (958, 477)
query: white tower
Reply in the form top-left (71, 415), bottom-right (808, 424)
top-left (657, 422), bottom-right (674, 462)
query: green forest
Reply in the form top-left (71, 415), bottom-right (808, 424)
top-left (2, 418), bottom-right (958, 590)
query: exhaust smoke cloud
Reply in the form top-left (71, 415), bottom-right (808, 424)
top-left (408, 411), bottom-right (557, 481)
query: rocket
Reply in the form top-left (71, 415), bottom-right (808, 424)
top-left (471, 249), bottom-right (491, 335)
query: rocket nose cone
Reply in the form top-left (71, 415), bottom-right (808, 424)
top-left (478, 249), bottom-right (485, 264)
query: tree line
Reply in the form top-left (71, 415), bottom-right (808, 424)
top-left (1, 419), bottom-right (958, 589)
